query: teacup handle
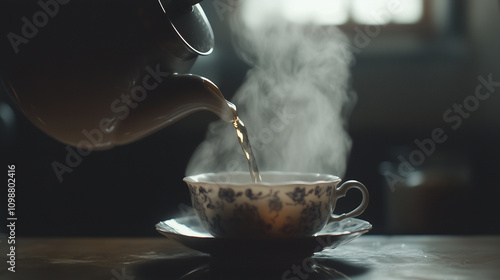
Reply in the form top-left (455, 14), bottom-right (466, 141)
top-left (330, 180), bottom-right (369, 222)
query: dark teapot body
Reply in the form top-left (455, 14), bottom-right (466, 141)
top-left (0, 0), bottom-right (223, 149)
top-left (1, 0), bottom-right (199, 88)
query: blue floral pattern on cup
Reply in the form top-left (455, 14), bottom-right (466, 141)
top-left (184, 172), bottom-right (368, 239)
top-left (186, 182), bottom-right (334, 237)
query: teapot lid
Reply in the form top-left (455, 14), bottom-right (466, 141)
top-left (159, 0), bottom-right (214, 55)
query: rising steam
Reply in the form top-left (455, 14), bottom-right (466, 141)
top-left (186, 1), bottom-right (356, 177)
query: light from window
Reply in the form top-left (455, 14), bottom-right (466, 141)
top-left (391, 0), bottom-right (424, 24)
top-left (282, 0), bottom-right (423, 25)
top-left (352, 0), bottom-right (392, 25)
top-left (283, 0), bottom-right (350, 25)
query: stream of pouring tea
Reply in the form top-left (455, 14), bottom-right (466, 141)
top-left (224, 100), bottom-right (262, 183)
top-left (232, 114), bottom-right (262, 183)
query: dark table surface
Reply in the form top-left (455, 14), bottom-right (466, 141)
top-left (1, 236), bottom-right (500, 280)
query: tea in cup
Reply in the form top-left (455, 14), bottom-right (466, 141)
top-left (183, 171), bottom-right (369, 238)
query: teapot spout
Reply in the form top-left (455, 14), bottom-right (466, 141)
top-left (113, 73), bottom-right (236, 146)
top-left (196, 76), bottom-right (238, 123)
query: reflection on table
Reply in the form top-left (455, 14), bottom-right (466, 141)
top-left (1, 236), bottom-right (499, 280)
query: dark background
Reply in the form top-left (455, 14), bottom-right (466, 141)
top-left (1, 0), bottom-right (499, 237)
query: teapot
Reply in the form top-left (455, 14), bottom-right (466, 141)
top-left (0, 0), bottom-right (235, 150)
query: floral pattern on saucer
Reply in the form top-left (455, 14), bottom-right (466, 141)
top-left (156, 215), bottom-right (372, 262)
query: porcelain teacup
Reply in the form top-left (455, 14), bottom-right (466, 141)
top-left (183, 171), bottom-right (369, 238)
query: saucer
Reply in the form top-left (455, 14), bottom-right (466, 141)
top-left (156, 215), bottom-right (372, 262)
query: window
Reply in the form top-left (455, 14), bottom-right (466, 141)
top-left (282, 0), bottom-right (424, 26)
